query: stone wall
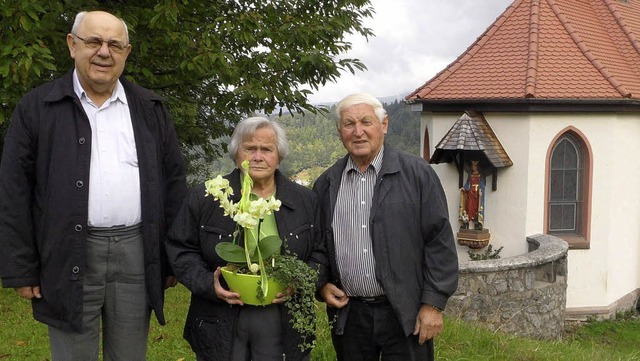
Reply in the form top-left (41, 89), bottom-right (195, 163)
top-left (446, 234), bottom-right (568, 339)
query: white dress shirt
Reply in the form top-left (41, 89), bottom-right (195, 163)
top-left (73, 70), bottom-right (141, 227)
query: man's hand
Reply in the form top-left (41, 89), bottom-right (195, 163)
top-left (319, 283), bottom-right (349, 309)
top-left (413, 304), bottom-right (444, 344)
top-left (15, 286), bottom-right (41, 300)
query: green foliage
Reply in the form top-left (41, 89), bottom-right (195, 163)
top-left (197, 100), bottom-right (422, 185)
top-left (277, 100), bottom-right (421, 181)
top-left (567, 312), bottom-right (640, 354)
top-left (0, 0), bottom-right (374, 167)
top-left (270, 252), bottom-right (320, 352)
top-left (438, 315), bottom-right (640, 360)
top-left (468, 244), bottom-right (504, 260)
top-left (3, 287), bottom-right (640, 360)
top-left (0, 0), bottom-right (67, 143)
top-left (384, 99), bottom-right (421, 156)
top-left (276, 109), bottom-right (345, 179)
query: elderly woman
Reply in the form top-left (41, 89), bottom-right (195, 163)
top-left (166, 117), bottom-right (319, 361)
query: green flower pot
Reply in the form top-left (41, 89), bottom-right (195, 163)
top-left (220, 266), bottom-right (285, 306)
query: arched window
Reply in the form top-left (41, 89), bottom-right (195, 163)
top-left (423, 125), bottom-right (431, 160)
top-left (546, 129), bottom-right (591, 248)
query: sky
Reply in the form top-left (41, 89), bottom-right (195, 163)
top-left (307, 0), bottom-right (514, 104)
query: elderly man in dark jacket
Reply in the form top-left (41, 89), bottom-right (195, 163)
top-left (312, 93), bottom-right (458, 361)
top-left (0, 10), bottom-right (186, 361)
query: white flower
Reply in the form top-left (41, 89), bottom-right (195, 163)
top-left (207, 175), bottom-right (281, 229)
top-left (204, 175), bottom-right (230, 199)
top-left (233, 211), bottom-right (259, 229)
top-left (248, 197), bottom-right (270, 218)
top-left (219, 198), bottom-right (237, 217)
top-left (269, 198), bottom-right (282, 212)
top-left (207, 159), bottom-right (283, 285)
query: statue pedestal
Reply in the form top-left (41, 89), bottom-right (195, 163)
top-left (457, 228), bottom-right (491, 249)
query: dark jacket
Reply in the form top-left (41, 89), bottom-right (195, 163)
top-left (312, 145), bottom-right (459, 336)
top-left (0, 70), bottom-right (187, 332)
top-left (166, 169), bottom-right (319, 361)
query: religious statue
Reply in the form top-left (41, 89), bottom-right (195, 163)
top-left (459, 160), bottom-right (485, 230)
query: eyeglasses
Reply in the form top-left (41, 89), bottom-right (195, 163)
top-left (73, 34), bottom-right (128, 53)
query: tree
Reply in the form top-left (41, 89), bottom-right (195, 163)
top-left (384, 99), bottom-right (420, 156)
top-left (0, 0), bottom-right (374, 172)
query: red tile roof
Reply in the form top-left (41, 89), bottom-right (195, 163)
top-left (406, 0), bottom-right (640, 101)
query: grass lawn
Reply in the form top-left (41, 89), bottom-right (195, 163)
top-left (1, 285), bottom-right (639, 360)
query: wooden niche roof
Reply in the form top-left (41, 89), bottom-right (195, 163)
top-left (431, 111), bottom-right (512, 190)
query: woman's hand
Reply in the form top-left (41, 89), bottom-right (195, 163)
top-left (272, 286), bottom-right (294, 304)
top-left (213, 267), bottom-right (243, 305)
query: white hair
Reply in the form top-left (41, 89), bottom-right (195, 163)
top-left (334, 92), bottom-right (387, 128)
top-left (71, 11), bottom-right (130, 44)
top-left (227, 117), bottom-right (290, 161)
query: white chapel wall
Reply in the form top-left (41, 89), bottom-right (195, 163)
top-left (421, 110), bottom-right (640, 312)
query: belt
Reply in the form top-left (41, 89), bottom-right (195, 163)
top-left (87, 223), bottom-right (142, 237)
top-left (350, 295), bottom-right (388, 305)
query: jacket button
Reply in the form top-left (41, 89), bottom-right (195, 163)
top-left (76, 180), bottom-right (84, 188)
top-left (78, 137), bottom-right (86, 144)
top-left (75, 224), bottom-right (83, 232)
top-left (72, 266), bottom-right (80, 273)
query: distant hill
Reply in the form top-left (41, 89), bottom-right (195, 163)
top-left (310, 91), bottom-right (412, 108)
top-left (193, 97), bottom-right (420, 185)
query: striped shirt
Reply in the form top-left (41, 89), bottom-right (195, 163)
top-left (332, 148), bottom-right (385, 297)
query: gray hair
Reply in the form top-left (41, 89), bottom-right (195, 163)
top-left (228, 117), bottom-right (289, 161)
top-left (334, 93), bottom-right (387, 128)
top-left (71, 11), bottom-right (130, 44)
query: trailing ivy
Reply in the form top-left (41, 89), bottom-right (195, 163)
top-left (270, 252), bottom-right (319, 352)
top-left (468, 244), bottom-right (504, 261)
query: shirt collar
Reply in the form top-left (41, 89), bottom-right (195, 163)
top-left (345, 145), bottom-right (385, 175)
top-left (72, 69), bottom-right (127, 106)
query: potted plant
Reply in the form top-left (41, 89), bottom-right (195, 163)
top-left (204, 160), bottom-right (318, 350)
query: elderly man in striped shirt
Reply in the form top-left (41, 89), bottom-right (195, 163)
top-left (312, 92), bottom-right (459, 361)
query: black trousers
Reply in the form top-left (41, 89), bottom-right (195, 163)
top-left (332, 299), bottom-right (434, 361)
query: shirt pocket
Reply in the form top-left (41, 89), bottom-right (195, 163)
top-left (283, 223), bottom-right (313, 258)
top-left (201, 225), bottom-right (233, 238)
top-left (117, 128), bottom-right (139, 167)
top-left (200, 225), bottom-right (235, 265)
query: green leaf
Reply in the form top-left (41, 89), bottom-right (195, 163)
top-left (215, 242), bottom-right (247, 263)
top-left (258, 235), bottom-right (282, 260)
top-left (23, 58), bottom-right (32, 72)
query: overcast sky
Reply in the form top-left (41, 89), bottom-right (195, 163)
top-left (307, 0), bottom-right (514, 104)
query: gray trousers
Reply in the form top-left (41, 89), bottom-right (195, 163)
top-left (231, 304), bottom-right (283, 361)
top-left (48, 224), bottom-right (150, 361)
